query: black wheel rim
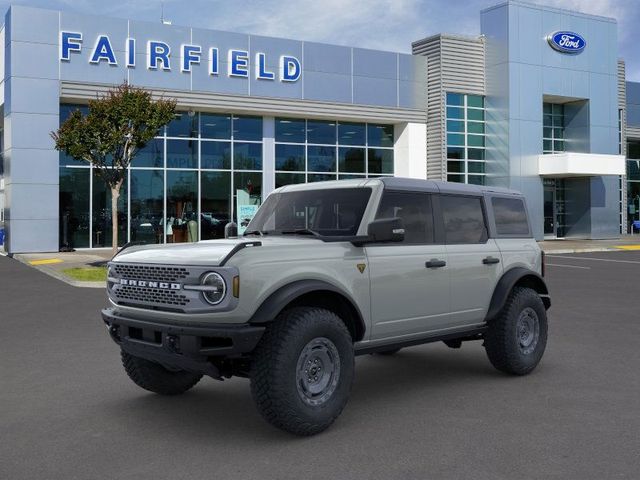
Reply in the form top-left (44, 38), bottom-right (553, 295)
top-left (295, 337), bottom-right (341, 407)
top-left (516, 307), bottom-right (540, 355)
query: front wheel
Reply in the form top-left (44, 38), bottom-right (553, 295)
top-left (250, 307), bottom-right (355, 436)
top-left (484, 287), bottom-right (548, 375)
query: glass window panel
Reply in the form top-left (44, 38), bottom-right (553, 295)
top-left (441, 195), bottom-right (487, 244)
top-left (467, 134), bottom-right (485, 147)
top-left (447, 120), bottom-right (465, 133)
top-left (629, 160), bottom-right (640, 181)
top-left (201, 140), bottom-right (231, 169)
top-left (628, 141), bottom-right (640, 159)
top-left (446, 92), bottom-right (464, 106)
top-left (133, 138), bottom-right (163, 168)
top-left (59, 152), bottom-right (86, 167)
top-left (447, 174), bottom-right (464, 183)
top-left (307, 145), bottom-right (336, 172)
top-left (543, 139), bottom-right (553, 152)
top-left (447, 133), bottom-right (465, 146)
top-left (468, 148), bottom-right (485, 160)
top-left (307, 120), bottom-right (337, 144)
top-left (552, 115), bottom-right (563, 127)
top-left (338, 122), bottom-right (366, 146)
top-left (367, 124), bottom-right (394, 147)
top-left (275, 117), bottom-right (306, 143)
top-left (446, 106), bottom-right (464, 119)
top-left (552, 104), bottom-right (563, 115)
top-left (234, 172), bottom-right (262, 225)
top-left (60, 103), bottom-right (88, 123)
top-left (130, 169), bottom-right (164, 244)
top-left (233, 115), bottom-right (262, 141)
top-left (201, 171), bottom-right (231, 240)
top-left (543, 114), bottom-right (553, 127)
top-left (543, 127), bottom-right (553, 138)
top-left (467, 121), bottom-right (484, 134)
top-left (447, 147), bottom-right (464, 159)
top-left (338, 147), bottom-right (365, 173)
top-left (554, 128), bottom-right (564, 139)
top-left (276, 173), bottom-right (306, 188)
top-left (376, 192), bottom-right (434, 244)
top-left (308, 173), bottom-right (337, 183)
top-left (275, 144), bottom-right (305, 171)
top-left (166, 139), bottom-right (197, 168)
top-left (447, 161), bottom-right (465, 173)
top-left (468, 161), bottom-right (485, 173)
top-left (166, 170), bottom-right (198, 243)
top-left (92, 170), bottom-right (127, 248)
top-left (467, 108), bottom-right (484, 121)
top-left (167, 111), bottom-right (198, 138)
top-left (339, 174), bottom-right (366, 180)
top-left (59, 167), bottom-right (90, 248)
top-left (492, 197), bottom-right (530, 235)
top-left (367, 148), bottom-right (394, 174)
top-left (554, 140), bottom-right (565, 152)
top-left (468, 175), bottom-right (485, 185)
top-left (233, 142), bottom-right (263, 170)
top-left (467, 95), bottom-right (484, 108)
top-left (543, 103), bottom-right (552, 114)
top-left (200, 113), bottom-right (231, 139)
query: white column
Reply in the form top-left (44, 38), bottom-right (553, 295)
top-left (393, 122), bottom-right (427, 179)
top-left (262, 116), bottom-right (276, 198)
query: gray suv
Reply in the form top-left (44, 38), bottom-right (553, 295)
top-left (103, 178), bottom-right (550, 435)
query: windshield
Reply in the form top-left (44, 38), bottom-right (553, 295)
top-left (246, 187), bottom-right (372, 237)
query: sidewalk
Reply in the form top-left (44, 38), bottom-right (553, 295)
top-left (539, 235), bottom-right (640, 254)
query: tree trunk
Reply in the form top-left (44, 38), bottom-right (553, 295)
top-left (111, 181), bottom-right (123, 257)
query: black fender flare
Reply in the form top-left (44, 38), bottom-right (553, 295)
top-left (248, 279), bottom-right (366, 341)
top-left (485, 267), bottom-right (551, 322)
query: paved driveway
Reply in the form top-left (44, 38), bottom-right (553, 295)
top-left (1, 252), bottom-right (639, 479)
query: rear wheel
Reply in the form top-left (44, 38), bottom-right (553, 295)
top-left (121, 351), bottom-right (202, 395)
top-left (484, 287), bottom-right (548, 375)
top-left (250, 307), bottom-right (354, 436)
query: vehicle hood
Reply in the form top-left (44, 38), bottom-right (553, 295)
top-left (111, 236), bottom-right (326, 266)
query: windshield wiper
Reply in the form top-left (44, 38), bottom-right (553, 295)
top-left (279, 228), bottom-right (322, 238)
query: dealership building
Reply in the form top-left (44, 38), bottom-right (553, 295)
top-left (1, 0), bottom-right (639, 253)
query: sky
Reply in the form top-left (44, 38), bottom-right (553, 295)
top-left (1, 0), bottom-right (639, 80)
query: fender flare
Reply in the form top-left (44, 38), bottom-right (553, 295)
top-left (485, 267), bottom-right (551, 322)
top-left (248, 279), bottom-right (366, 341)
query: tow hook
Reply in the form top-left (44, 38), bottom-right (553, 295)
top-left (166, 334), bottom-right (180, 353)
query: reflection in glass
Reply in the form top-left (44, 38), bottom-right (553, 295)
top-left (308, 173), bottom-right (336, 183)
top-left (367, 124), bottom-right (394, 147)
top-left (276, 173), bottom-right (306, 188)
top-left (92, 170), bottom-right (127, 248)
top-left (167, 139), bottom-right (197, 169)
top-left (275, 118), bottom-right (306, 143)
top-left (368, 149), bottom-right (393, 174)
top-left (167, 111), bottom-right (198, 138)
top-left (446, 93), bottom-right (464, 106)
top-left (234, 172), bottom-right (262, 225)
top-left (59, 167), bottom-right (90, 248)
top-left (133, 139), bottom-right (163, 168)
top-left (307, 146), bottom-right (336, 172)
top-left (234, 142), bottom-right (262, 170)
top-left (276, 144), bottom-right (305, 171)
top-left (201, 172), bottom-right (231, 240)
top-left (307, 120), bottom-right (336, 145)
top-left (130, 169), bottom-right (164, 244)
top-left (339, 147), bottom-right (365, 173)
top-left (201, 141), bottom-right (231, 169)
top-left (59, 105), bottom-right (89, 166)
top-left (233, 115), bottom-right (262, 141)
top-left (338, 122), bottom-right (366, 146)
top-left (167, 171), bottom-right (198, 243)
top-left (201, 113), bottom-right (231, 139)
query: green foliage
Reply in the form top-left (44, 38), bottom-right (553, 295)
top-left (51, 82), bottom-right (177, 188)
top-left (62, 266), bottom-right (107, 282)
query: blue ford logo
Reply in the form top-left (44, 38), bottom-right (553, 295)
top-left (547, 31), bottom-right (586, 54)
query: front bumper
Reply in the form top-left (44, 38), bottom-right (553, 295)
top-left (102, 308), bottom-right (265, 378)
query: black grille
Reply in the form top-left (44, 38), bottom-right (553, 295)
top-left (113, 264), bottom-right (189, 282)
top-left (115, 285), bottom-right (190, 307)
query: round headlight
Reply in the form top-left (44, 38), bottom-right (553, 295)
top-left (201, 272), bottom-right (226, 305)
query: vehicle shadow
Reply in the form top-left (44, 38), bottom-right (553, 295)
top-left (101, 344), bottom-right (517, 441)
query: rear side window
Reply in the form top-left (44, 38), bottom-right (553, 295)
top-left (376, 191), bottom-right (434, 244)
top-left (440, 195), bottom-right (487, 244)
top-left (492, 197), bottom-right (530, 236)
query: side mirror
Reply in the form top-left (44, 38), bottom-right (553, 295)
top-left (367, 217), bottom-right (405, 243)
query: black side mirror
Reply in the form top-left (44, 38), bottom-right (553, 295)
top-left (367, 217), bottom-right (405, 243)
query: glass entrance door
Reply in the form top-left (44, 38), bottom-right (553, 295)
top-left (543, 179), bottom-right (566, 238)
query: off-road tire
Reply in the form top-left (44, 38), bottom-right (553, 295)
top-left (376, 347), bottom-right (402, 356)
top-left (484, 287), bottom-right (548, 375)
top-left (250, 307), bottom-right (355, 436)
top-left (121, 350), bottom-right (202, 395)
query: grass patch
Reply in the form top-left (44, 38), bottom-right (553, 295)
top-left (62, 266), bottom-right (108, 282)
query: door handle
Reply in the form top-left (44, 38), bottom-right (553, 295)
top-left (426, 259), bottom-right (446, 268)
top-left (482, 256), bottom-right (500, 265)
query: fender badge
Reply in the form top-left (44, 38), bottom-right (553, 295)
top-left (357, 263), bottom-right (366, 274)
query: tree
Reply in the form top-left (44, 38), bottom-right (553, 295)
top-left (52, 83), bottom-right (176, 255)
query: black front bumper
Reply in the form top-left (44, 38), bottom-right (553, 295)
top-left (102, 308), bottom-right (265, 378)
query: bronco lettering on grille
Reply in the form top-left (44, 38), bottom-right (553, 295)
top-left (119, 279), bottom-right (181, 290)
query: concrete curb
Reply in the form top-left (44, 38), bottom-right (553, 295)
top-left (12, 254), bottom-right (106, 289)
top-left (541, 247), bottom-right (619, 255)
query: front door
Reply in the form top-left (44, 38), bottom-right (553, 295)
top-left (543, 179), bottom-right (566, 238)
top-left (366, 191), bottom-right (450, 340)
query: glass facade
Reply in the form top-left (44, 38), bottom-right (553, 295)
top-left (445, 93), bottom-right (486, 185)
top-left (274, 118), bottom-right (394, 188)
top-left (58, 104), bottom-right (263, 248)
top-left (627, 140), bottom-right (640, 231)
top-left (543, 103), bottom-right (565, 154)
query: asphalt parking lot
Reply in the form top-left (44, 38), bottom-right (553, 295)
top-left (1, 251), bottom-right (639, 479)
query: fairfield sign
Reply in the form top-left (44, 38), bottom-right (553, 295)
top-left (59, 31), bottom-right (302, 82)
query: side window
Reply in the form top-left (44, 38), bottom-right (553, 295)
top-left (492, 197), bottom-right (530, 236)
top-left (375, 191), bottom-right (434, 244)
top-left (441, 195), bottom-right (487, 244)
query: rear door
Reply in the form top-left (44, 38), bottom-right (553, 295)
top-left (439, 194), bottom-right (503, 327)
top-left (366, 190), bottom-right (451, 340)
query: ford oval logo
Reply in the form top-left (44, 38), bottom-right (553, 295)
top-left (547, 31), bottom-right (586, 54)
